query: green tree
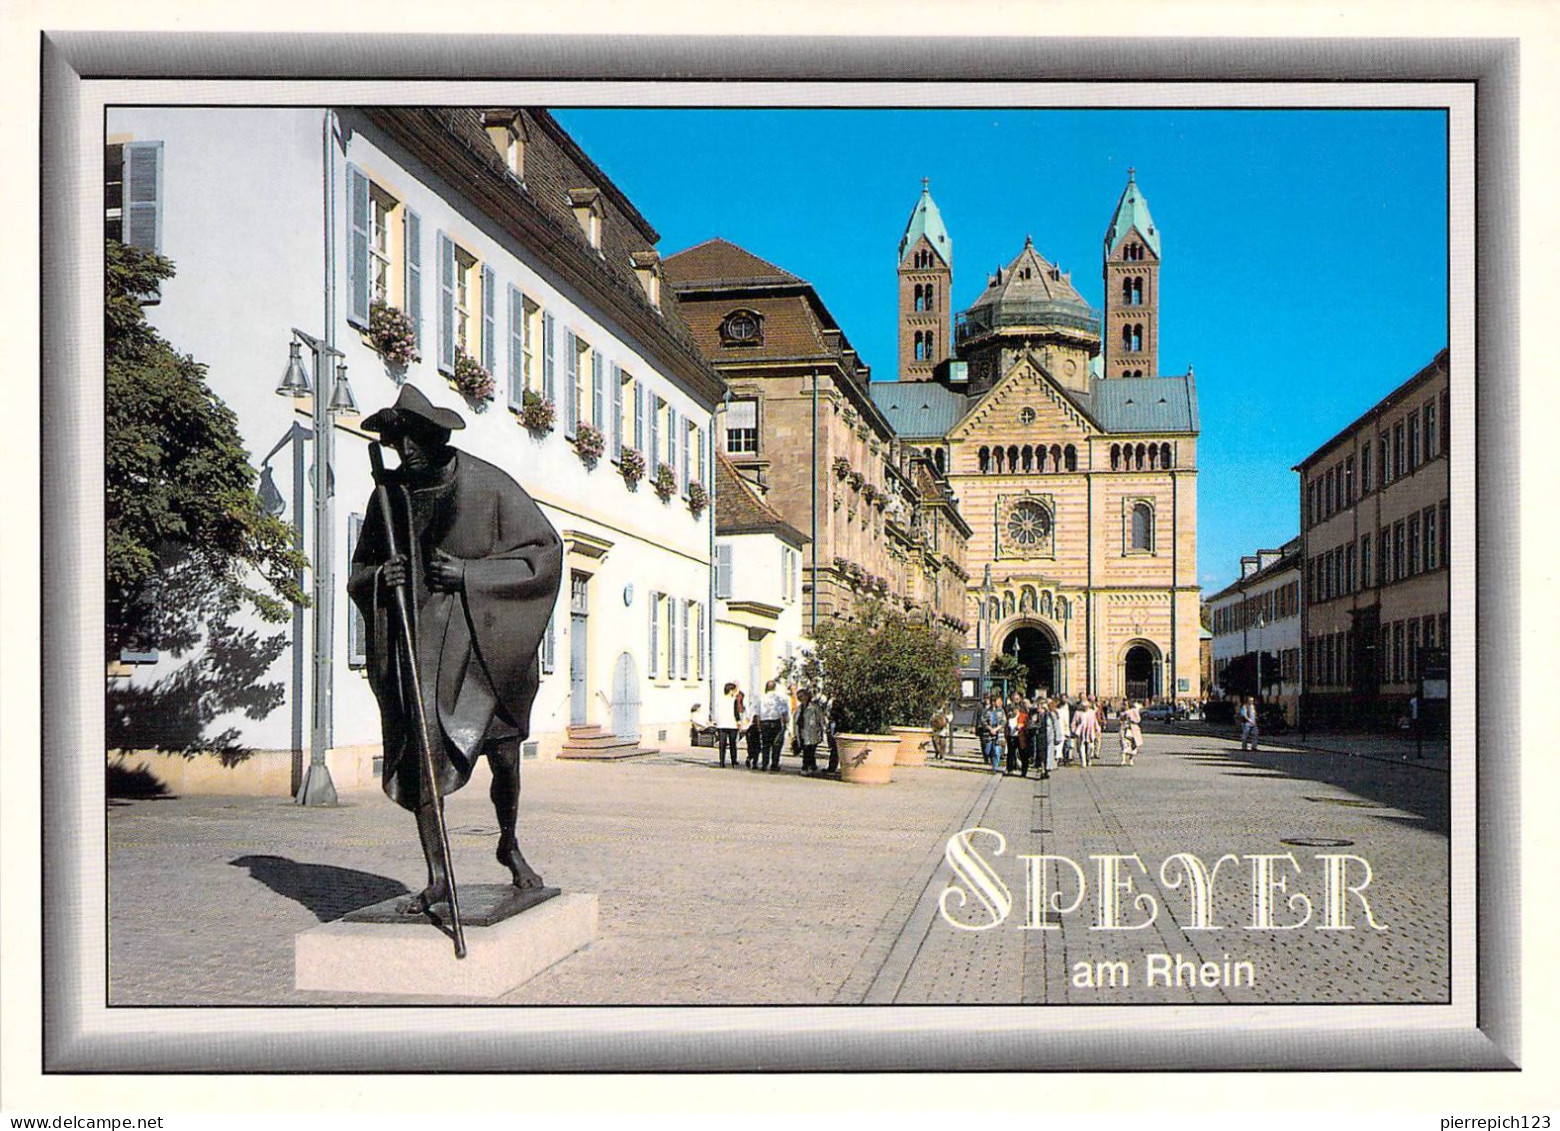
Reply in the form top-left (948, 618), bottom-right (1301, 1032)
top-left (788, 602), bottom-right (961, 735)
top-left (987, 652), bottom-right (1025, 692)
top-left (105, 240), bottom-right (307, 661)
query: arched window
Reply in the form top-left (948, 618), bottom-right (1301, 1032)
top-left (1121, 278), bottom-right (1133, 305)
top-left (935, 448), bottom-right (946, 473)
top-left (913, 284), bottom-right (924, 312)
top-left (1148, 445), bottom-right (1159, 470)
top-left (1132, 324), bottom-right (1143, 352)
top-left (1133, 277), bottom-right (1144, 305)
top-left (993, 447), bottom-right (1005, 474)
top-left (1021, 444), bottom-right (1034, 472)
top-left (927, 283), bottom-right (936, 310)
top-left (1122, 324), bottom-right (1133, 351)
top-left (1161, 443), bottom-right (1173, 468)
top-left (1131, 502), bottom-right (1154, 552)
top-left (1111, 443), bottom-right (1121, 470)
top-left (927, 331), bottom-right (935, 358)
top-left (1002, 591), bottom-right (1016, 618)
top-left (1065, 444), bottom-right (1077, 471)
top-left (1050, 444), bottom-right (1063, 470)
top-left (1008, 445), bottom-right (1020, 472)
top-left (1135, 442), bottom-right (1147, 469)
top-left (979, 445), bottom-right (991, 473)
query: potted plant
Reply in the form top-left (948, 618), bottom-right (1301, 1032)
top-left (451, 347), bottom-right (495, 407)
top-left (367, 300), bottom-right (420, 367)
top-left (650, 462), bottom-right (677, 501)
top-left (687, 479), bottom-right (708, 517)
top-left (573, 421), bottom-right (605, 464)
top-left (619, 446), bottom-right (646, 488)
top-left (519, 388), bottom-right (556, 434)
top-left (794, 601), bottom-right (960, 783)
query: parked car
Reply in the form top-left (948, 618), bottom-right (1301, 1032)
top-left (1140, 703), bottom-right (1177, 722)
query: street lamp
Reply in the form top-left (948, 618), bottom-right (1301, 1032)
top-left (1255, 613), bottom-right (1267, 708)
top-left (277, 328), bottom-right (357, 806)
top-left (1058, 596), bottom-right (1072, 696)
top-left (977, 563), bottom-right (994, 695)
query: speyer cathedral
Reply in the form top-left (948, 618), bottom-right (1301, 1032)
top-left (871, 172), bottom-right (1200, 703)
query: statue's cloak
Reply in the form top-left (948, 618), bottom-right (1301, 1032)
top-left (348, 451), bottom-right (563, 810)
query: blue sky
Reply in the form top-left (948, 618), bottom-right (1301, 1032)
top-left (554, 108), bottom-right (1448, 595)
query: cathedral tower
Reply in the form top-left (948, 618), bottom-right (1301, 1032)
top-left (1102, 168), bottom-right (1161, 378)
top-left (897, 178), bottom-right (953, 382)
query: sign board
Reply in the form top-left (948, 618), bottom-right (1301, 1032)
top-left (1422, 679), bottom-right (1449, 701)
top-left (1177, 678), bottom-right (1190, 692)
top-left (957, 647), bottom-right (985, 679)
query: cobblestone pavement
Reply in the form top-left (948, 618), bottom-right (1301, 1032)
top-left (107, 727), bottom-right (1449, 1006)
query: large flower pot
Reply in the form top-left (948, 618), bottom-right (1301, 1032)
top-left (835, 733), bottom-right (898, 785)
top-left (890, 725), bottom-right (933, 767)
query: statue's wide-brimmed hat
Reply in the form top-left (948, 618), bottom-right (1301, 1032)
top-left (361, 384), bottom-right (466, 435)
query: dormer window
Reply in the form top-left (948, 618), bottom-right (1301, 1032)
top-left (720, 309), bottom-right (764, 347)
top-left (481, 109), bottom-right (526, 182)
top-left (568, 187), bottom-right (604, 252)
top-left (631, 249), bottom-right (662, 310)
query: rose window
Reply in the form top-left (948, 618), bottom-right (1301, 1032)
top-left (1006, 501), bottom-right (1052, 546)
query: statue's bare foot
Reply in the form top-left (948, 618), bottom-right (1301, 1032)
top-left (400, 883), bottom-right (450, 914)
top-left (498, 837), bottom-right (544, 890)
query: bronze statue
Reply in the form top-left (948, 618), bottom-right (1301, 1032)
top-left (348, 385), bottom-right (563, 954)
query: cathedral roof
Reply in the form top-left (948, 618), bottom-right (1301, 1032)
top-left (1104, 168), bottom-right (1161, 258)
top-left (1071, 373), bottom-right (1199, 434)
top-left (898, 179), bottom-right (953, 268)
top-left (964, 238), bottom-right (1097, 329)
top-left (870, 379), bottom-right (971, 439)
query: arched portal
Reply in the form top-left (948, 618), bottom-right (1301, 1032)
top-left (1123, 641), bottom-right (1160, 702)
top-left (1000, 623), bottom-right (1057, 697)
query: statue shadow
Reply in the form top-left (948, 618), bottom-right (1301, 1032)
top-left (229, 854), bottom-right (410, 922)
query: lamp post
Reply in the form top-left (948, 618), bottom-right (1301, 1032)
top-left (977, 563), bottom-right (994, 695)
top-left (276, 328), bottom-right (357, 806)
top-left (1255, 612), bottom-right (1267, 710)
top-left (1058, 597), bottom-right (1072, 696)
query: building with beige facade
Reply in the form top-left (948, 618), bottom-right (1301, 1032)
top-left (665, 239), bottom-right (969, 640)
top-left (1207, 538), bottom-right (1302, 724)
top-left (873, 174), bottom-right (1200, 702)
top-left (1295, 348), bottom-right (1449, 728)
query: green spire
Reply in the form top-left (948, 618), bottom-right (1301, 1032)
top-left (1104, 167), bottom-right (1160, 258)
top-left (899, 177), bottom-right (952, 268)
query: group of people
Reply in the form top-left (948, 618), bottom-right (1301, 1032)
top-left (977, 693), bottom-right (1144, 778)
top-left (715, 680), bottom-right (837, 776)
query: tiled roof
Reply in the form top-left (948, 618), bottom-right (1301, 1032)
top-left (870, 380), bottom-right (971, 439)
top-left (967, 237), bottom-right (1093, 315)
top-left (674, 291), bottom-right (830, 362)
top-left (1104, 169), bottom-right (1161, 258)
top-left (714, 454), bottom-right (809, 546)
top-left (663, 238), bottom-right (801, 288)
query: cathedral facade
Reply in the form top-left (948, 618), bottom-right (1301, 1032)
top-left (872, 174), bottom-right (1201, 703)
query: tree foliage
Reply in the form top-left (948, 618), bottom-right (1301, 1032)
top-left (105, 240), bottom-right (308, 659)
top-left (1217, 651), bottom-right (1282, 698)
top-left (788, 602), bottom-right (961, 735)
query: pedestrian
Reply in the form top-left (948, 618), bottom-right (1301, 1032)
top-left (794, 687), bottom-right (826, 774)
top-left (930, 706), bottom-right (950, 761)
top-left (980, 694), bottom-right (1006, 773)
top-left (1005, 694), bottom-right (1023, 774)
top-left (743, 687), bottom-right (761, 768)
top-left (1022, 697), bottom-right (1043, 777)
top-left (717, 681), bottom-right (743, 768)
top-left (822, 693), bottom-right (841, 775)
top-left (758, 679), bottom-right (790, 771)
top-left (1239, 696), bottom-right (1260, 751)
top-left (1053, 695), bottom-right (1073, 765)
top-left (1121, 700), bottom-right (1143, 765)
top-left (1074, 695), bottom-right (1100, 767)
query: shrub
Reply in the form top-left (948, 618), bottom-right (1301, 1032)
top-left (452, 348), bottom-right (495, 404)
top-left (619, 446), bottom-right (646, 486)
top-left (687, 479), bottom-right (708, 516)
top-left (651, 462), bottom-right (677, 500)
top-left (573, 421), bottom-right (605, 462)
top-left (367, 300), bottom-right (420, 366)
top-left (519, 388), bottom-right (555, 433)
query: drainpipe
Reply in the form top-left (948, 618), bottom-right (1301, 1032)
top-left (709, 395), bottom-right (721, 729)
top-left (810, 366), bottom-right (818, 637)
top-left (1170, 452), bottom-right (1178, 704)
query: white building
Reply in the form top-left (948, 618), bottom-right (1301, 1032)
top-left (712, 455), bottom-right (809, 705)
top-left (1206, 537), bottom-right (1302, 724)
top-left (106, 106), bottom-right (725, 793)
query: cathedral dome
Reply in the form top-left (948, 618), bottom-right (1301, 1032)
top-left (960, 237), bottom-right (1100, 344)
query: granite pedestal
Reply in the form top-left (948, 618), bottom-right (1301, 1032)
top-left (295, 885), bottom-right (598, 998)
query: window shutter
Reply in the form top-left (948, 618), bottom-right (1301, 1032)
top-left (542, 311), bottom-right (555, 403)
top-left (681, 416), bottom-right (691, 496)
top-left (668, 408), bottom-right (680, 491)
top-left (481, 265), bottom-right (496, 373)
top-left (649, 400), bottom-right (660, 474)
top-left (404, 209), bottom-right (422, 352)
top-left (346, 165), bottom-right (371, 328)
top-left (611, 364), bottom-right (623, 462)
top-left (715, 544), bottom-right (733, 599)
top-left (679, 599), bottom-right (690, 679)
top-left (633, 384), bottom-right (644, 453)
top-left (648, 594), bottom-right (660, 678)
top-left (347, 514), bottom-right (366, 666)
top-left (542, 609), bottom-right (555, 674)
top-left (122, 140), bottom-right (164, 255)
top-left (508, 284), bottom-right (524, 410)
top-left (565, 331), bottom-right (578, 437)
top-left (696, 603), bottom-right (705, 681)
top-left (437, 232), bottom-right (455, 373)
top-left (591, 352), bottom-right (604, 431)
